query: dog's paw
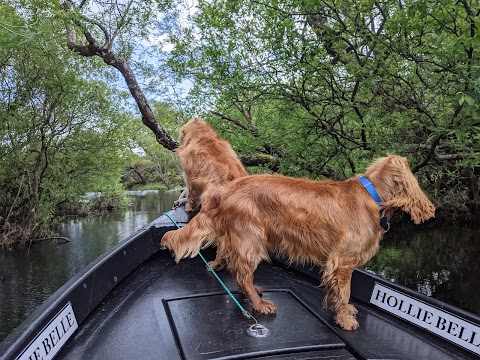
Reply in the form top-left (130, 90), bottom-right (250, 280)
top-left (208, 259), bottom-right (224, 271)
top-left (346, 304), bottom-right (358, 316)
top-left (334, 313), bottom-right (359, 330)
top-left (253, 299), bottom-right (277, 314)
top-left (161, 232), bottom-right (173, 250)
top-left (160, 230), bottom-right (176, 251)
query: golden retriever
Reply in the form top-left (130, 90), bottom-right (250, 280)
top-left (174, 117), bottom-right (248, 269)
top-left (162, 155), bottom-right (435, 330)
top-left (175, 117), bottom-right (248, 212)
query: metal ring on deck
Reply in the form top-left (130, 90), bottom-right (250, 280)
top-left (247, 323), bottom-right (270, 338)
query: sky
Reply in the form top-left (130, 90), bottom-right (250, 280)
top-left (80, 0), bottom-right (198, 114)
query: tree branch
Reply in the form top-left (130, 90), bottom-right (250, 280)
top-left (109, 0), bottom-right (134, 50)
top-left (412, 135), bottom-right (443, 173)
top-left (240, 153), bottom-right (280, 171)
top-left (234, 102), bottom-right (258, 134)
top-left (210, 110), bottom-right (250, 131)
top-left (61, 1), bottom-right (178, 151)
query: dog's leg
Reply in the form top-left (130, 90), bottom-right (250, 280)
top-left (185, 193), bottom-right (200, 212)
top-left (161, 212), bottom-right (214, 262)
top-left (234, 270), bottom-right (276, 314)
top-left (185, 183), bottom-right (202, 212)
top-left (207, 243), bottom-right (226, 271)
top-left (209, 252), bottom-right (263, 291)
top-left (225, 225), bottom-right (273, 313)
top-left (321, 257), bottom-right (358, 330)
top-left (208, 257), bottom-right (226, 271)
top-left (331, 267), bottom-right (358, 330)
top-left (207, 235), bottom-right (227, 271)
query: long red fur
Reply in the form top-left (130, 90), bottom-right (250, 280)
top-left (162, 155), bottom-right (435, 330)
top-left (175, 117), bottom-right (248, 269)
top-left (176, 117), bottom-right (248, 213)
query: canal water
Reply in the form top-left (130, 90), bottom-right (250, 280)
top-left (0, 190), bottom-right (180, 342)
top-left (364, 222), bottom-right (480, 316)
top-left (0, 190), bottom-right (479, 342)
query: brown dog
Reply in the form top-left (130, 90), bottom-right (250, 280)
top-left (175, 117), bottom-right (248, 213)
top-left (162, 155), bottom-right (435, 330)
top-left (175, 117), bottom-right (248, 269)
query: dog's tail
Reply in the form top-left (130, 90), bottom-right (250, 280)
top-left (161, 194), bottom-right (221, 262)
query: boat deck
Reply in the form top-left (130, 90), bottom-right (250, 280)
top-left (56, 247), bottom-right (473, 360)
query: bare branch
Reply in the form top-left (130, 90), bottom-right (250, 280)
top-left (240, 153), bottom-right (280, 171)
top-left (61, 0), bottom-right (178, 150)
top-left (234, 102), bottom-right (258, 134)
top-left (210, 110), bottom-right (250, 131)
top-left (110, 0), bottom-right (134, 50)
top-left (412, 135), bottom-right (443, 173)
top-left (79, 14), bottom-right (111, 47)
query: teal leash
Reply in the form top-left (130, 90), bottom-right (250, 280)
top-left (163, 212), bottom-right (253, 320)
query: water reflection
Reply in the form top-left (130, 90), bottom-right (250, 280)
top-left (364, 224), bottom-right (480, 315)
top-left (0, 190), bottom-right (180, 342)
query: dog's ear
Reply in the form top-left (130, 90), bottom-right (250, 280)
top-left (383, 156), bottom-right (435, 224)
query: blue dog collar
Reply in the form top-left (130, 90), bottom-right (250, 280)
top-left (358, 176), bottom-right (390, 231)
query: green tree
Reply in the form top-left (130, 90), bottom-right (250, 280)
top-left (60, 0), bottom-right (179, 150)
top-left (123, 102), bottom-right (184, 190)
top-left (0, 3), bottom-right (134, 247)
top-left (167, 0), bottom-right (480, 213)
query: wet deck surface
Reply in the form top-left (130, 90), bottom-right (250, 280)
top-left (57, 248), bottom-right (475, 360)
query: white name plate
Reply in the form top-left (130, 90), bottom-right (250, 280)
top-left (17, 302), bottom-right (78, 360)
top-left (370, 282), bottom-right (480, 355)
